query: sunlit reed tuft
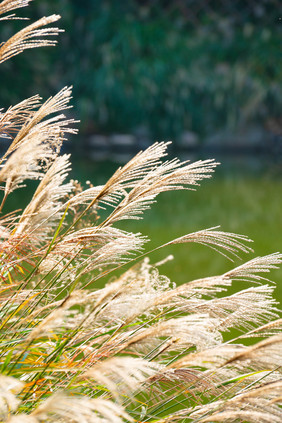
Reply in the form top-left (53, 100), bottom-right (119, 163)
top-left (0, 1), bottom-right (281, 422)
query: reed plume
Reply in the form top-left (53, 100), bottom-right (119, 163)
top-left (0, 1), bottom-right (281, 422)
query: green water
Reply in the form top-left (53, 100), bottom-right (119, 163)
top-left (4, 153), bottom-right (282, 304)
top-left (71, 153), bottom-right (282, 304)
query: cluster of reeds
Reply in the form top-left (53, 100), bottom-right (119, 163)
top-left (0, 1), bottom-right (281, 422)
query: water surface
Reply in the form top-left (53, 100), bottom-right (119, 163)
top-left (4, 151), bottom-right (282, 303)
top-left (71, 152), bottom-right (282, 303)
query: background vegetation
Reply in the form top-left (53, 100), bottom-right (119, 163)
top-left (0, 0), bottom-right (281, 142)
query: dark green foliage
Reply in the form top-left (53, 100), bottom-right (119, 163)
top-left (0, 0), bottom-right (281, 140)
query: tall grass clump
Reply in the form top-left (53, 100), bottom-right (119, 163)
top-left (0, 1), bottom-right (282, 422)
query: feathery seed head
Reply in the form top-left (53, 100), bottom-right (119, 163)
top-left (0, 1), bottom-right (282, 422)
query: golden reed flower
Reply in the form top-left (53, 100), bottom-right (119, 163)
top-left (0, 1), bottom-right (281, 422)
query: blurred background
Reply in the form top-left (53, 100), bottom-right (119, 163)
top-left (1, 0), bottom-right (281, 149)
top-left (1, 0), bottom-right (282, 298)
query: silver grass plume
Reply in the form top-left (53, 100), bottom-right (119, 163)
top-left (189, 380), bottom-right (282, 422)
top-left (83, 357), bottom-right (162, 400)
top-left (0, 131), bottom-right (57, 196)
top-left (13, 393), bottom-right (132, 423)
top-left (0, 1), bottom-right (281, 423)
top-left (68, 145), bottom-right (218, 221)
top-left (0, 14), bottom-right (62, 63)
top-left (100, 158), bottom-right (219, 224)
top-left (15, 154), bottom-right (74, 239)
top-left (6, 85), bottom-right (76, 157)
top-left (0, 1), bottom-right (31, 19)
top-left (0, 376), bottom-right (24, 421)
top-left (0, 95), bottom-right (41, 141)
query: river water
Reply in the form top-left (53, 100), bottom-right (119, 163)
top-left (3, 150), bottom-right (282, 303)
top-left (69, 151), bottom-right (282, 303)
